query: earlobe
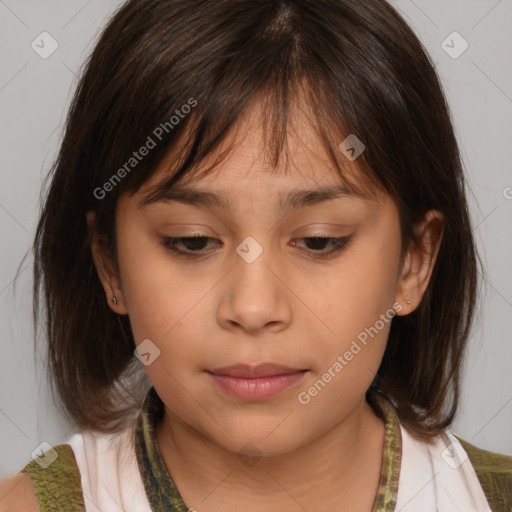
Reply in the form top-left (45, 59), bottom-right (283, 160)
top-left (86, 211), bottom-right (128, 314)
top-left (394, 210), bottom-right (445, 315)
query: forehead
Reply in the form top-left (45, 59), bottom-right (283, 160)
top-left (136, 100), bottom-right (380, 208)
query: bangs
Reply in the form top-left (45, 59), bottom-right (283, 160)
top-left (133, 82), bottom-right (383, 208)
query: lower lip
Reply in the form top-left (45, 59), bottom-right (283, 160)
top-left (207, 371), bottom-right (307, 401)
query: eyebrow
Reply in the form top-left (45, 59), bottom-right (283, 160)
top-left (139, 182), bottom-right (377, 211)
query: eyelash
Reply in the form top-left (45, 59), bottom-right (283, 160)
top-left (160, 235), bottom-right (352, 260)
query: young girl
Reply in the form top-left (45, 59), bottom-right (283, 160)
top-left (2, 0), bottom-right (511, 510)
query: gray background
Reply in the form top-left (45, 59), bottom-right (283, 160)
top-left (1, 0), bottom-right (511, 477)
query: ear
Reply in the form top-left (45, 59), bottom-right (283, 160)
top-left (86, 211), bottom-right (128, 314)
top-left (394, 209), bottom-right (445, 316)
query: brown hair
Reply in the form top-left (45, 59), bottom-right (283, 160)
top-left (27, 0), bottom-right (481, 438)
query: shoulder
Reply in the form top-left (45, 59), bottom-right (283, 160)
top-left (0, 473), bottom-right (39, 511)
top-left (455, 435), bottom-right (512, 510)
top-left (5, 443), bottom-right (86, 512)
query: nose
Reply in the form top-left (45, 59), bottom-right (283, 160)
top-left (216, 238), bottom-right (293, 335)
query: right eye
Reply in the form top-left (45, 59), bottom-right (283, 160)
top-left (160, 236), bottom-right (221, 259)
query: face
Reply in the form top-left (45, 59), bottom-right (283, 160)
top-left (99, 106), bottom-right (410, 458)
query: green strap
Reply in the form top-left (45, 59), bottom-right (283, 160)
top-left (135, 388), bottom-right (192, 511)
top-left (20, 444), bottom-right (86, 512)
top-left (370, 393), bottom-right (402, 511)
top-left (456, 436), bottom-right (512, 511)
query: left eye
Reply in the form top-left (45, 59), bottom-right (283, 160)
top-left (160, 235), bottom-right (352, 260)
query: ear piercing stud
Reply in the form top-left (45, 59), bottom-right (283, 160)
top-left (112, 297), bottom-right (118, 306)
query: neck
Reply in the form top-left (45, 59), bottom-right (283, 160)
top-left (155, 398), bottom-right (386, 512)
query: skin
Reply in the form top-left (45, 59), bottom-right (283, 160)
top-left (0, 473), bottom-right (39, 511)
top-left (87, 103), bottom-right (444, 512)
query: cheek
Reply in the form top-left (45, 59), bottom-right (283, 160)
top-left (311, 234), bottom-right (400, 343)
top-left (115, 220), bottom-right (185, 341)
top-left (115, 221), bottom-right (218, 376)
top-left (343, 209), bottom-right (402, 319)
top-left (301, 220), bottom-right (401, 392)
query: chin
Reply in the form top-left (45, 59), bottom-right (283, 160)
top-left (209, 422), bottom-right (305, 459)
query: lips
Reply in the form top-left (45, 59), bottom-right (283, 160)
top-left (208, 362), bottom-right (306, 378)
top-left (206, 363), bottom-right (308, 401)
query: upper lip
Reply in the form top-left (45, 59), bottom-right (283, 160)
top-left (208, 363), bottom-right (307, 378)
